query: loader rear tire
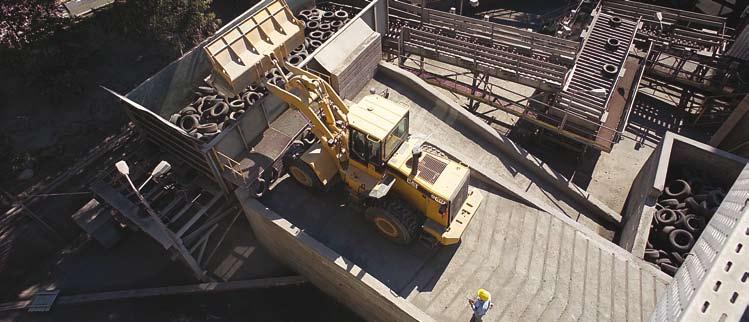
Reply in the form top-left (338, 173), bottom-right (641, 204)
top-left (365, 198), bottom-right (422, 245)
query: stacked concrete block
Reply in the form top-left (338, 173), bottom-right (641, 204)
top-left (315, 18), bottom-right (382, 100)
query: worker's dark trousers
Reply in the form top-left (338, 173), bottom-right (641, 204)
top-left (470, 315), bottom-right (484, 322)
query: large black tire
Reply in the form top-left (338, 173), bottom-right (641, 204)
top-left (665, 179), bottom-right (691, 200)
top-left (364, 198), bottom-right (422, 245)
top-left (669, 229), bottom-right (694, 252)
top-left (655, 209), bottom-right (678, 226)
top-left (286, 158), bottom-right (323, 191)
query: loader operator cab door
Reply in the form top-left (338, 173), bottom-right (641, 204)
top-left (349, 128), bottom-right (383, 171)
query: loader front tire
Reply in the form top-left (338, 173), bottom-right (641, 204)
top-left (365, 198), bottom-right (422, 245)
top-left (287, 158), bottom-right (323, 191)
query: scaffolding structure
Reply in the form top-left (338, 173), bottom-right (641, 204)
top-left (385, 0), bottom-right (747, 151)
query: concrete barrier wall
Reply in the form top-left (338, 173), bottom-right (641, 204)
top-left (618, 143), bottom-right (661, 256)
top-left (237, 190), bottom-right (435, 322)
top-left (377, 62), bottom-right (622, 226)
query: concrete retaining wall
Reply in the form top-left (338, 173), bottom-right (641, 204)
top-left (377, 62), bottom-right (622, 226)
top-left (237, 189), bottom-right (435, 322)
top-left (618, 142), bottom-right (662, 256)
top-left (619, 131), bottom-right (748, 257)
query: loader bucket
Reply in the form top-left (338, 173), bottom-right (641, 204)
top-left (204, 0), bottom-right (304, 96)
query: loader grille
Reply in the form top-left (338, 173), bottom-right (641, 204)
top-left (417, 154), bottom-right (447, 184)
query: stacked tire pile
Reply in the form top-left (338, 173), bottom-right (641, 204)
top-left (297, 6), bottom-right (351, 56)
top-left (168, 84), bottom-right (269, 142)
top-left (168, 6), bottom-right (352, 143)
top-left (646, 177), bottom-right (726, 275)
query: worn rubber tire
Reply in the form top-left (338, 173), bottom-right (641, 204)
top-left (308, 39), bottom-right (322, 50)
top-left (676, 214), bottom-right (706, 234)
top-left (364, 197), bottom-right (422, 245)
top-left (180, 106), bottom-right (198, 116)
top-left (669, 229), bottom-right (694, 252)
top-left (669, 251), bottom-right (685, 266)
top-left (197, 100), bottom-right (213, 115)
top-left (656, 209), bottom-right (678, 226)
top-left (228, 99), bottom-right (244, 110)
top-left (661, 224), bottom-right (676, 235)
top-left (305, 20), bottom-right (320, 30)
top-left (665, 179), bottom-right (691, 200)
top-left (197, 86), bottom-right (216, 95)
top-left (243, 91), bottom-right (261, 106)
top-left (210, 102), bottom-right (230, 118)
top-left (644, 249), bottom-right (659, 261)
top-left (334, 10), bottom-right (349, 20)
top-left (169, 113), bottom-right (181, 124)
top-left (179, 114), bottom-right (200, 132)
top-left (229, 110), bottom-right (244, 121)
top-left (287, 158), bottom-right (324, 191)
top-left (656, 257), bottom-right (673, 265)
top-left (659, 262), bottom-right (678, 275)
top-left (196, 122), bottom-right (219, 134)
top-left (658, 249), bottom-right (668, 259)
top-left (659, 198), bottom-right (679, 208)
top-left (288, 54), bottom-right (304, 66)
top-left (310, 30), bottom-right (324, 40)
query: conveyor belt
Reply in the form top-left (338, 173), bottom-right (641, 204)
top-left (555, 10), bottom-right (639, 131)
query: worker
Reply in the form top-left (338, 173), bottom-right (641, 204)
top-left (468, 288), bottom-right (493, 321)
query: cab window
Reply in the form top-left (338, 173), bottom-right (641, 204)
top-left (384, 114), bottom-right (408, 160)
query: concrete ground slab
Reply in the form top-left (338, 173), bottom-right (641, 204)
top-left (357, 67), bottom-right (618, 237)
top-left (258, 176), bottom-right (670, 322)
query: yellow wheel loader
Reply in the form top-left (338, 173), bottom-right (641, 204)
top-left (203, 0), bottom-right (482, 245)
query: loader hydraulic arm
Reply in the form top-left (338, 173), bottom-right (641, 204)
top-left (265, 62), bottom-right (351, 173)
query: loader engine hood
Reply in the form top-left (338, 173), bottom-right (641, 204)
top-left (388, 138), bottom-right (471, 202)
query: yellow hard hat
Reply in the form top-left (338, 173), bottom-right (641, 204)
top-left (477, 288), bottom-right (491, 301)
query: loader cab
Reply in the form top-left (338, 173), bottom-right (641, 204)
top-left (348, 95), bottom-right (410, 171)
